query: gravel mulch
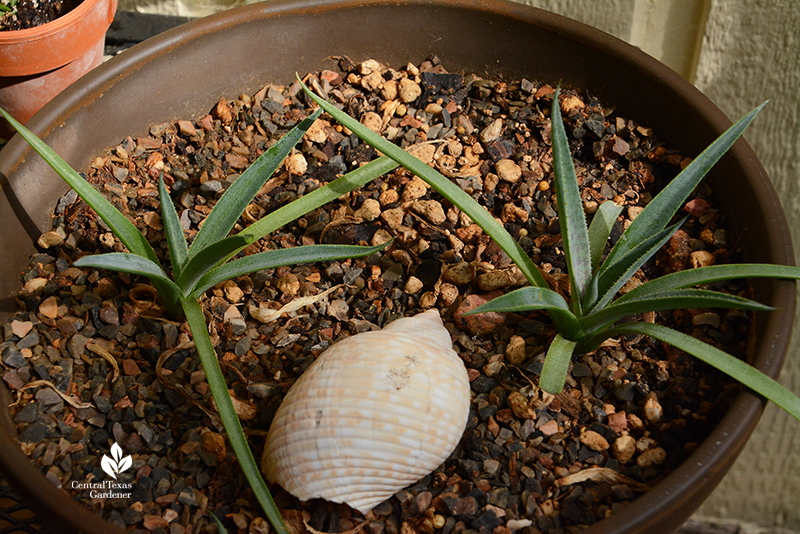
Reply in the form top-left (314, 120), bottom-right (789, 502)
top-left (3, 56), bottom-right (751, 534)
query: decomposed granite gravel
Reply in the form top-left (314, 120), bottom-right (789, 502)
top-left (3, 56), bottom-right (751, 534)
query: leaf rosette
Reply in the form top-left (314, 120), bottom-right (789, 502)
top-left (299, 81), bottom-right (800, 422)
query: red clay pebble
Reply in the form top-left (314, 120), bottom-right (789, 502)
top-left (454, 291), bottom-right (506, 336)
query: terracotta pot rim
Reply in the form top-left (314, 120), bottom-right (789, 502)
top-left (0, 2), bottom-right (794, 533)
top-left (0, 0), bottom-right (116, 76)
top-left (0, 0), bottom-right (104, 42)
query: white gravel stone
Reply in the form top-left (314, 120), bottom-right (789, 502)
top-left (355, 198), bottom-right (381, 221)
top-left (399, 78), bottom-right (422, 103)
top-left (480, 118), bottom-right (503, 143)
top-left (411, 199), bottom-right (446, 225)
top-left (360, 111), bottom-right (383, 133)
top-left (495, 159), bottom-right (522, 182)
top-left (285, 153), bottom-right (307, 175)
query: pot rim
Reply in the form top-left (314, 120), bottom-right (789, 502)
top-left (0, 1), bottom-right (794, 533)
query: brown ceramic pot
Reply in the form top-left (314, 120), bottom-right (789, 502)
top-left (0, 1), bottom-right (794, 533)
top-left (0, 0), bottom-right (117, 139)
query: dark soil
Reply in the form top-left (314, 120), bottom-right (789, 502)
top-left (3, 57), bottom-right (750, 534)
top-left (0, 0), bottom-right (82, 31)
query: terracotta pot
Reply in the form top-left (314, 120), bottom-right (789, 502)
top-left (0, 0), bottom-right (117, 139)
top-left (0, 1), bottom-right (794, 533)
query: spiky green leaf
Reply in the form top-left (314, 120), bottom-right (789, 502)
top-left (588, 322), bottom-right (800, 422)
top-left (0, 108), bottom-right (160, 263)
top-left (73, 253), bottom-right (180, 295)
top-left (299, 77), bottom-right (548, 290)
top-left (588, 201), bottom-right (624, 274)
top-left (590, 217), bottom-right (687, 312)
top-left (177, 235), bottom-right (251, 294)
top-left (540, 334), bottom-right (578, 394)
top-left (579, 289), bottom-right (774, 334)
top-left (551, 87), bottom-right (592, 313)
top-left (239, 155), bottom-right (399, 245)
top-left (190, 243), bottom-right (389, 298)
top-left (180, 298), bottom-right (288, 534)
top-left (159, 174), bottom-right (189, 278)
top-left (615, 263), bottom-right (800, 304)
top-left (188, 108), bottom-right (323, 258)
top-left (466, 287), bottom-right (582, 340)
top-left (602, 102), bottom-right (766, 268)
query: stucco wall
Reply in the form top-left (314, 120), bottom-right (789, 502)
top-left (691, 2), bottom-right (800, 530)
top-left (109, 0), bottom-right (800, 530)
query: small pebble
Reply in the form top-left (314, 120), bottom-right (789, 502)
top-left (2, 347), bottom-right (26, 368)
top-left (443, 262), bottom-right (472, 286)
top-left (398, 78), bottom-right (422, 103)
top-left (579, 430), bottom-right (609, 451)
top-left (539, 419), bottom-right (559, 436)
top-left (380, 207), bottom-right (406, 230)
top-left (224, 282), bottom-right (245, 303)
top-left (177, 120), bottom-right (198, 137)
top-left (690, 250), bottom-right (715, 268)
top-left (437, 283), bottom-right (459, 307)
top-left (411, 200), bottom-right (446, 225)
top-left (355, 198), bottom-right (381, 221)
top-left (483, 458), bottom-right (501, 476)
top-left (401, 177), bottom-right (428, 202)
top-left (683, 198), bottom-right (710, 217)
top-left (38, 230), bottom-right (65, 248)
top-left (636, 446), bottom-right (667, 468)
top-left (122, 359), bottom-right (141, 377)
top-left (276, 274), bottom-right (300, 296)
top-left (505, 335), bottom-right (526, 365)
top-left (560, 94), bottom-right (584, 114)
top-left (507, 391), bottom-right (530, 419)
top-left (612, 435), bottom-right (636, 463)
top-left (404, 276), bottom-right (424, 295)
top-left (38, 296), bottom-right (59, 319)
top-left (10, 320), bottom-right (33, 338)
top-left (381, 80), bottom-right (399, 101)
top-left (360, 111), bottom-right (383, 134)
top-left (454, 292), bottom-right (506, 336)
top-left (692, 312), bottom-right (721, 328)
top-left (495, 159), bottom-right (522, 183)
top-left (249, 517), bottom-right (271, 534)
top-left (379, 188), bottom-right (400, 205)
top-left (304, 118), bottom-right (329, 144)
top-left (477, 268), bottom-right (519, 291)
top-left (285, 153), bottom-right (308, 175)
top-left (644, 392), bottom-right (663, 422)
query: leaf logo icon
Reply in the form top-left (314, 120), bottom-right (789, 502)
top-left (101, 442), bottom-right (132, 479)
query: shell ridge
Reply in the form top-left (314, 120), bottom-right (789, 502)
top-left (262, 310), bottom-right (470, 514)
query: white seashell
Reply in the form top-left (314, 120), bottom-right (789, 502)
top-left (261, 309), bottom-right (470, 514)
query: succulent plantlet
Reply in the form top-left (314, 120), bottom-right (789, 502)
top-left (0, 0), bottom-right (18, 14)
top-left (0, 105), bottom-right (399, 534)
top-left (301, 81), bottom-right (800, 423)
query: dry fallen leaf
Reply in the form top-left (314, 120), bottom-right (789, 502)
top-left (86, 342), bottom-right (120, 382)
top-left (11, 380), bottom-right (92, 410)
top-left (555, 466), bottom-right (649, 492)
top-left (248, 284), bottom-right (342, 324)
